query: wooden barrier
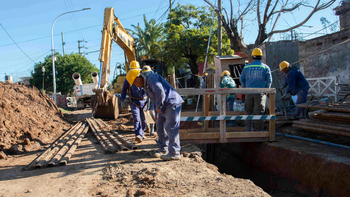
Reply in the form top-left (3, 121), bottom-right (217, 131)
top-left (177, 88), bottom-right (276, 144)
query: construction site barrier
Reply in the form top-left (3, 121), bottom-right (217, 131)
top-left (177, 88), bottom-right (276, 144)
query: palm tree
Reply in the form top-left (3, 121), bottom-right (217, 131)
top-left (129, 15), bottom-right (164, 59)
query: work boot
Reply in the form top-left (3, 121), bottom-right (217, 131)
top-left (153, 151), bottom-right (168, 158)
top-left (135, 135), bottom-right (143, 143)
top-left (160, 153), bottom-right (181, 161)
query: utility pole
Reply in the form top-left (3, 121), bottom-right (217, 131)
top-left (168, 0), bottom-right (176, 88)
top-left (218, 0), bottom-right (222, 55)
top-left (61, 32), bottom-right (65, 55)
top-left (78, 40), bottom-right (86, 55)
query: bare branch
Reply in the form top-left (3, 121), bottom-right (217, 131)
top-left (268, 0), bottom-right (336, 36)
top-left (257, 0), bottom-right (261, 25)
top-left (263, 0), bottom-right (273, 24)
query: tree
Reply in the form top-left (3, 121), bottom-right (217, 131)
top-left (129, 15), bottom-right (165, 59)
top-left (204, 0), bottom-right (336, 58)
top-left (160, 4), bottom-right (232, 86)
top-left (320, 17), bottom-right (338, 34)
top-left (30, 53), bottom-right (98, 95)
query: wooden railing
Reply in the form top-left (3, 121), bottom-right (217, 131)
top-left (177, 88), bottom-right (276, 144)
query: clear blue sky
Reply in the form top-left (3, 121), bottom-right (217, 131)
top-left (0, 0), bottom-right (341, 83)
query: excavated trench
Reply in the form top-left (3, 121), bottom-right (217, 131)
top-left (198, 134), bottom-right (350, 197)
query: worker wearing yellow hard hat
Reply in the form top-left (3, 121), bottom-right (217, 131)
top-left (279, 61), bottom-right (309, 119)
top-left (129, 61), bottom-right (140, 70)
top-left (220, 70), bottom-right (236, 126)
top-left (240, 48), bottom-right (272, 131)
top-left (129, 66), bottom-right (184, 161)
top-left (121, 63), bottom-right (147, 143)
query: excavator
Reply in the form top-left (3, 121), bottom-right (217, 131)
top-left (92, 7), bottom-right (136, 119)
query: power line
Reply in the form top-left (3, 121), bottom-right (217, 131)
top-left (0, 23), bottom-right (35, 63)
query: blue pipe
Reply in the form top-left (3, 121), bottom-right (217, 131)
top-left (275, 132), bottom-right (350, 150)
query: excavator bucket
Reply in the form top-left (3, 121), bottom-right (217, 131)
top-left (91, 94), bottom-right (119, 120)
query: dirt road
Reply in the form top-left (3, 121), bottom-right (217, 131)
top-left (0, 109), bottom-right (270, 197)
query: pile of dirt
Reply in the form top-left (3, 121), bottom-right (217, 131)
top-left (0, 82), bottom-right (70, 158)
top-left (92, 152), bottom-right (270, 197)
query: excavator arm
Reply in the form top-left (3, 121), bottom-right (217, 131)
top-left (92, 7), bottom-right (136, 119)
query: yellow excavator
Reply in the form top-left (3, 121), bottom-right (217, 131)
top-left (92, 7), bottom-right (136, 119)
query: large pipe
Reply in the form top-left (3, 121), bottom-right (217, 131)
top-left (276, 133), bottom-right (350, 150)
top-left (72, 72), bottom-right (82, 85)
top-left (91, 71), bottom-right (99, 84)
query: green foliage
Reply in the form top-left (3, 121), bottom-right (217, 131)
top-left (30, 53), bottom-right (98, 95)
top-left (320, 17), bottom-right (338, 34)
top-left (160, 4), bottom-right (232, 75)
top-left (129, 15), bottom-right (164, 59)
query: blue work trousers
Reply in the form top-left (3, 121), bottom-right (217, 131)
top-left (130, 102), bottom-right (146, 138)
top-left (157, 104), bottom-right (182, 156)
top-left (295, 88), bottom-right (309, 117)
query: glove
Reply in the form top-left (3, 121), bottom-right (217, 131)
top-left (281, 92), bottom-right (287, 99)
top-left (121, 101), bottom-right (127, 108)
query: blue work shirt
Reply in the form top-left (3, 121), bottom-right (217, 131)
top-left (220, 75), bottom-right (236, 88)
top-left (120, 79), bottom-right (147, 108)
top-left (282, 66), bottom-right (309, 95)
top-left (240, 60), bottom-right (272, 89)
top-left (145, 73), bottom-right (184, 112)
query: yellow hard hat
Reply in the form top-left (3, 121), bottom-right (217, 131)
top-left (279, 61), bottom-right (290, 71)
top-left (126, 69), bottom-right (141, 85)
top-left (129, 61), bottom-right (140, 69)
top-left (251, 48), bottom-right (263, 57)
top-left (142, 65), bottom-right (152, 73)
top-left (222, 70), bottom-right (230, 76)
top-left (203, 72), bottom-right (208, 76)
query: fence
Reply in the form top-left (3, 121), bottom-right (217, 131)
top-left (176, 88), bottom-right (276, 144)
top-left (306, 76), bottom-right (337, 101)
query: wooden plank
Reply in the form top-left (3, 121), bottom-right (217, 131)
top-left (176, 88), bottom-right (276, 96)
top-left (269, 93), bottom-right (276, 141)
top-left (293, 120), bottom-right (350, 133)
top-left (181, 111), bottom-right (203, 117)
top-left (208, 111), bottom-right (246, 116)
top-left (219, 93), bottom-right (226, 143)
top-left (297, 104), bottom-right (350, 113)
top-left (179, 127), bottom-right (246, 134)
top-left (181, 137), bottom-right (268, 144)
top-left (292, 124), bottom-right (350, 137)
top-left (207, 74), bottom-right (214, 128)
top-left (180, 131), bottom-right (269, 140)
top-left (203, 94), bottom-right (210, 129)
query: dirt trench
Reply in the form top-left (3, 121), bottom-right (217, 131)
top-left (200, 125), bottom-right (350, 197)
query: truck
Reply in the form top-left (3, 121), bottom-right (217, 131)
top-left (91, 7), bottom-right (137, 119)
top-left (72, 72), bottom-right (99, 109)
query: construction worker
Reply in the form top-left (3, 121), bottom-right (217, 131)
top-left (219, 70), bottom-right (236, 126)
top-left (240, 48), bottom-right (272, 131)
top-left (120, 61), bottom-right (147, 143)
top-left (126, 67), bottom-right (184, 161)
top-left (143, 66), bottom-right (156, 136)
top-left (279, 61), bottom-right (309, 119)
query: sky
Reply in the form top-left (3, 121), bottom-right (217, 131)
top-left (0, 0), bottom-right (342, 84)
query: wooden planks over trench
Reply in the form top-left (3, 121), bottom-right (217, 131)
top-left (177, 88), bottom-right (276, 144)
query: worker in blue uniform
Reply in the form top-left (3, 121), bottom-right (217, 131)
top-left (143, 66), bottom-right (156, 136)
top-left (120, 61), bottom-right (147, 143)
top-left (219, 70), bottom-right (236, 126)
top-left (279, 61), bottom-right (310, 119)
top-left (126, 66), bottom-right (184, 161)
top-left (240, 48), bottom-right (272, 131)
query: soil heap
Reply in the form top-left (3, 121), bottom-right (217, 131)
top-left (0, 82), bottom-right (70, 158)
